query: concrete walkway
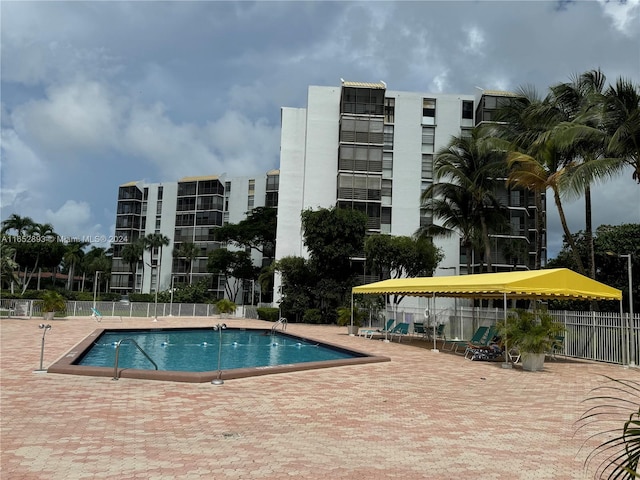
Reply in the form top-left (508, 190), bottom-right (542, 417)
top-left (1, 316), bottom-right (636, 479)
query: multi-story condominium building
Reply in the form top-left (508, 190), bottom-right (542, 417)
top-left (110, 81), bottom-right (545, 306)
top-left (111, 171), bottom-right (279, 299)
top-left (274, 80), bottom-right (546, 301)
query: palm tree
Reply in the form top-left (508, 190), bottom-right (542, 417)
top-left (121, 239), bottom-right (145, 292)
top-left (21, 222), bottom-right (57, 294)
top-left (83, 247), bottom-right (112, 296)
top-left (144, 233), bottom-right (170, 319)
top-left (550, 69), bottom-right (619, 279)
top-left (1, 214), bottom-right (34, 235)
top-left (63, 241), bottom-right (88, 291)
top-left (417, 180), bottom-right (479, 275)
top-left (1, 243), bottom-right (20, 289)
top-left (419, 129), bottom-right (509, 273)
top-left (174, 241), bottom-right (200, 285)
top-left (494, 88), bottom-right (588, 275)
top-left (603, 77), bottom-right (640, 183)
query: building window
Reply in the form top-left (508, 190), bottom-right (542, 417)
top-left (341, 87), bottom-right (385, 116)
top-left (337, 174), bottom-right (381, 201)
top-left (421, 154), bottom-right (433, 179)
top-left (381, 179), bottom-right (392, 197)
top-left (510, 190), bottom-right (522, 207)
top-left (383, 125), bottom-right (394, 150)
top-left (384, 98), bottom-right (395, 123)
top-left (421, 126), bottom-right (435, 150)
top-left (225, 181), bottom-right (231, 193)
top-left (156, 200), bottom-right (162, 215)
top-left (265, 191), bottom-right (278, 207)
top-left (248, 179), bottom-right (255, 195)
top-left (382, 152), bottom-right (393, 178)
top-left (422, 98), bottom-right (436, 125)
top-left (462, 100), bottom-right (474, 120)
top-left (248, 195), bottom-right (254, 209)
top-left (155, 217), bottom-right (161, 229)
top-left (178, 182), bottom-right (196, 196)
top-left (143, 188), bottom-right (149, 201)
top-left (338, 145), bottom-right (383, 172)
top-left (340, 116), bottom-right (383, 144)
top-left (157, 186), bottom-right (163, 200)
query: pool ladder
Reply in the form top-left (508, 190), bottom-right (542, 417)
top-left (271, 317), bottom-right (287, 334)
top-left (112, 338), bottom-right (158, 380)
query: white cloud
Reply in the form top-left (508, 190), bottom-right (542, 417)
top-left (597, 0), bottom-right (640, 36)
top-left (0, 128), bottom-right (48, 214)
top-left (11, 80), bottom-right (123, 159)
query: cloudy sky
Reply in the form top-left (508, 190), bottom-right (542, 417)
top-left (1, 0), bottom-right (639, 258)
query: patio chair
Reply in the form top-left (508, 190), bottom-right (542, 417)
top-left (464, 325), bottom-right (500, 359)
top-left (425, 323), bottom-right (446, 342)
top-left (444, 326), bottom-right (489, 353)
top-left (547, 335), bottom-right (565, 360)
top-left (361, 319), bottom-right (395, 339)
top-left (413, 322), bottom-right (427, 338)
top-left (91, 307), bottom-right (103, 322)
top-left (389, 322), bottom-right (410, 342)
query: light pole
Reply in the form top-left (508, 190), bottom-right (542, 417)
top-left (92, 271), bottom-right (102, 310)
top-left (169, 274), bottom-right (176, 316)
top-left (34, 324), bottom-right (52, 373)
top-left (622, 254), bottom-right (634, 367)
top-left (211, 323), bottom-right (227, 385)
top-left (607, 252), bottom-right (635, 366)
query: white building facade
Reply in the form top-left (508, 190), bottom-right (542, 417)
top-left (274, 80), bottom-right (545, 304)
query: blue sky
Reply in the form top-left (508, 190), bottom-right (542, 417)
top-left (1, 0), bottom-right (639, 258)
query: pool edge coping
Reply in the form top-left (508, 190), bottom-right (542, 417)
top-left (47, 327), bottom-right (391, 383)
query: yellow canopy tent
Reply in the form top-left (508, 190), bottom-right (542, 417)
top-left (351, 268), bottom-right (623, 360)
top-left (351, 268), bottom-right (622, 301)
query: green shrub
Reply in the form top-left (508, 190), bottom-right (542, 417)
top-left (303, 308), bottom-right (323, 324)
top-left (336, 306), bottom-right (364, 327)
top-left (130, 293), bottom-right (155, 303)
top-left (257, 307), bottom-right (280, 322)
top-left (216, 298), bottom-right (237, 314)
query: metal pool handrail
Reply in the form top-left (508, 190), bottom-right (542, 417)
top-left (112, 338), bottom-right (158, 380)
top-left (271, 317), bottom-right (287, 333)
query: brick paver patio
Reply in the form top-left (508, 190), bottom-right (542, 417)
top-left (1, 316), bottom-right (637, 479)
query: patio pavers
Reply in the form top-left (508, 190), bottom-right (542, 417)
top-left (1, 316), bottom-right (636, 479)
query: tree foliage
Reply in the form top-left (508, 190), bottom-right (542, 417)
top-left (547, 223), bottom-right (640, 312)
top-left (207, 248), bottom-right (258, 302)
top-left (215, 207), bottom-right (277, 256)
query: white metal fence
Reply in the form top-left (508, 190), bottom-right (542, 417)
top-left (2, 298), bottom-right (637, 366)
top-left (380, 305), bottom-right (639, 366)
top-left (0, 299), bottom-right (260, 321)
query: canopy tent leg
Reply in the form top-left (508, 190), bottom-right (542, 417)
top-left (502, 292), bottom-right (512, 369)
top-left (431, 293), bottom-right (439, 352)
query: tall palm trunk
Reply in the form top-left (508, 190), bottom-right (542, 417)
top-left (553, 187), bottom-right (586, 276)
top-left (480, 215), bottom-right (492, 273)
top-left (584, 185), bottom-right (595, 279)
top-left (535, 191), bottom-right (544, 270)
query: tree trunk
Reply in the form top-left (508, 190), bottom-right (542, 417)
top-left (535, 191), bottom-right (543, 270)
top-left (553, 188), bottom-right (587, 276)
top-left (480, 216), bottom-right (492, 273)
top-left (585, 185), bottom-right (595, 279)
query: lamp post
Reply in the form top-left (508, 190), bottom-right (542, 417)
top-left (622, 254), bottom-right (635, 367)
top-left (92, 271), bottom-right (102, 310)
top-left (169, 274), bottom-right (176, 317)
top-left (34, 324), bottom-right (52, 373)
top-left (607, 252), bottom-right (634, 366)
top-left (211, 323), bottom-right (227, 385)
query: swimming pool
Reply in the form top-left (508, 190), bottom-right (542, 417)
top-left (48, 327), bottom-right (390, 382)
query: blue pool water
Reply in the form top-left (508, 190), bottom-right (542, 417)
top-left (76, 328), bottom-right (361, 372)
